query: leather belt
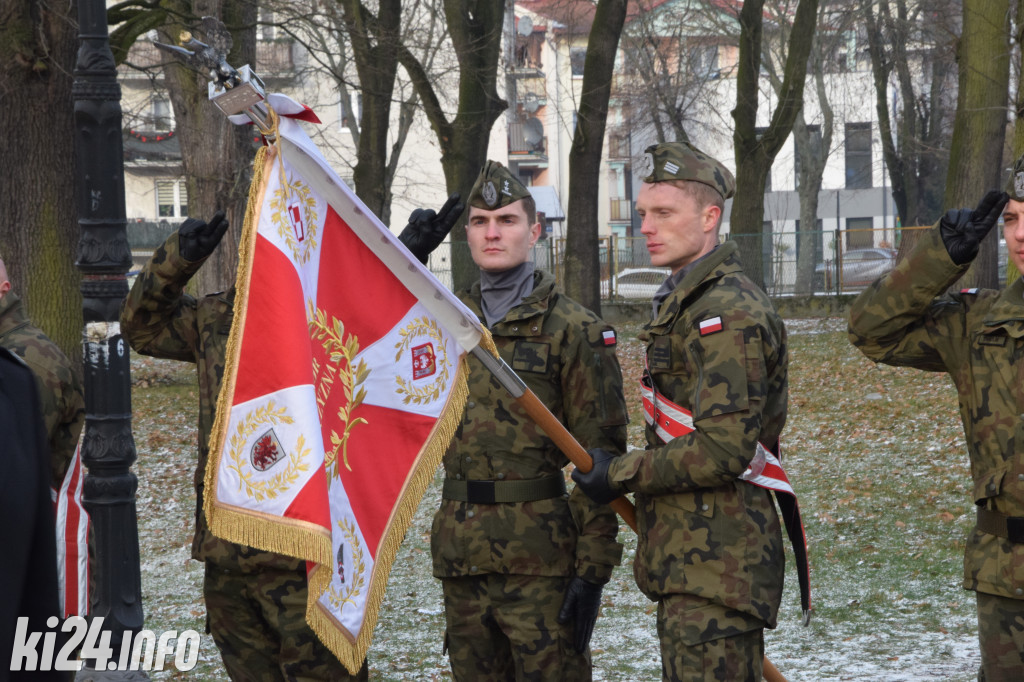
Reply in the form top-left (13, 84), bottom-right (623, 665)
top-left (442, 474), bottom-right (566, 504)
top-left (976, 507), bottom-right (1024, 544)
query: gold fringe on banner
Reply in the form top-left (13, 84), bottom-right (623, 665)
top-left (308, 352), bottom-right (471, 674)
top-left (203, 109), bottom-right (332, 569)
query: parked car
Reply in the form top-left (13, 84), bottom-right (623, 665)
top-left (602, 267), bottom-right (671, 299)
top-left (814, 247), bottom-right (898, 289)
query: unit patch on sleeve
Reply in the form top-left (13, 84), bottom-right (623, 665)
top-left (602, 329), bottom-right (617, 346)
top-left (698, 316), bottom-right (723, 336)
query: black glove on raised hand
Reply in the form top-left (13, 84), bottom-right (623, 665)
top-left (570, 447), bottom-right (621, 506)
top-left (398, 193), bottom-right (465, 264)
top-left (939, 190), bottom-right (1008, 265)
top-left (178, 210), bottom-right (229, 262)
top-left (556, 576), bottom-right (603, 654)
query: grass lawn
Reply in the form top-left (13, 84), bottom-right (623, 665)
top-left (127, 316), bottom-right (980, 680)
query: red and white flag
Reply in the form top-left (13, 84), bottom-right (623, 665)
top-left (52, 436), bottom-right (89, 618)
top-left (207, 102), bottom-right (484, 673)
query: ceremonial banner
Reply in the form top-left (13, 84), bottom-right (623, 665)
top-left (52, 436), bottom-right (89, 618)
top-left (206, 101), bottom-right (484, 673)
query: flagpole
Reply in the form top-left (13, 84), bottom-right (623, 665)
top-left (468, 352), bottom-right (787, 682)
top-left (468, 346), bottom-right (637, 530)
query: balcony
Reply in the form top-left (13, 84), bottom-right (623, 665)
top-left (610, 198), bottom-right (632, 222)
top-left (508, 120), bottom-right (548, 167)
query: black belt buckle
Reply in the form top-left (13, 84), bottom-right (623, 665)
top-left (466, 480), bottom-right (495, 504)
top-left (1006, 516), bottom-right (1024, 544)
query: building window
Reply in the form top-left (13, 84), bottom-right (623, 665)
top-left (152, 96), bottom-right (173, 131)
top-left (156, 179), bottom-right (188, 218)
top-left (258, 9), bottom-right (277, 40)
top-left (845, 123), bottom-right (872, 189)
top-left (846, 217), bottom-right (874, 248)
top-left (570, 47), bottom-right (586, 77)
top-left (794, 125), bottom-right (821, 190)
top-left (340, 93), bottom-right (362, 132)
top-left (688, 43), bottom-right (719, 79)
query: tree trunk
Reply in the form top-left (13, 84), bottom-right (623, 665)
top-left (0, 0), bottom-right (83, 369)
top-left (945, 0), bottom-right (1010, 289)
top-left (565, 0), bottom-right (628, 314)
top-left (730, 0), bottom-right (820, 288)
top-left (399, 0), bottom-right (508, 291)
top-left (342, 0), bottom-right (401, 224)
top-left (161, 1), bottom-right (257, 296)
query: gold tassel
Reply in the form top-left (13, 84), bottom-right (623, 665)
top-left (307, 355), bottom-right (471, 673)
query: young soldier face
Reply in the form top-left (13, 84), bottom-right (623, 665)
top-left (636, 182), bottom-right (720, 275)
top-left (466, 199), bottom-right (542, 273)
top-left (1003, 198), bottom-right (1024, 275)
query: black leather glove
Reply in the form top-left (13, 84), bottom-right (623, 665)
top-left (178, 210), bottom-right (229, 262)
top-left (570, 447), bottom-right (621, 506)
top-left (939, 190), bottom-right (1008, 265)
top-left (398, 193), bottom-right (464, 264)
top-left (556, 576), bottom-right (603, 653)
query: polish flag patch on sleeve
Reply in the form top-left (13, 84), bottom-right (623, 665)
top-left (699, 316), bottom-right (724, 336)
top-left (602, 329), bottom-right (617, 346)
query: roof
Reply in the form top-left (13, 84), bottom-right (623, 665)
top-left (528, 186), bottom-right (566, 221)
top-left (518, 0), bottom-right (676, 34)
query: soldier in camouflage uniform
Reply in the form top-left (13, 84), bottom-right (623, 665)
top-left (573, 142), bottom-right (787, 682)
top-left (432, 161), bottom-right (629, 681)
top-left (121, 199), bottom-right (461, 681)
top-left (848, 170), bottom-right (1024, 680)
top-left (0, 258), bottom-right (84, 487)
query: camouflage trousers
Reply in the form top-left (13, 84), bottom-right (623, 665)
top-left (441, 574), bottom-right (590, 681)
top-left (656, 594), bottom-right (765, 682)
top-left (976, 591), bottom-right (1024, 682)
top-left (204, 560), bottom-right (367, 681)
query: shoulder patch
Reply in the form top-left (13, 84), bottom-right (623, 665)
top-left (698, 316), bottom-right (723, 336)
top-left (960, 288), bottom-right (980, 295)
top-left (601, 329), bottom-right (616, 346)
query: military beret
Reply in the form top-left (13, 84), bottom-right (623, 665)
top-left (468, 161), bottom-right (532, 210)
top-left (1006, 152), bottom-right (1024, 201)
top-left (639, 141), bottom-right (736, 200)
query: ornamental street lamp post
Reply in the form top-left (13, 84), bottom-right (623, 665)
top-left (73, 0), bottom-right (145, 674)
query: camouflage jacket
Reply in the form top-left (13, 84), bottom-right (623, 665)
top-left (0, 293), bottom-right (85, 487)
top-left (849, 226), bottom-right (1024, 599)
top-left (431, 269), bottom-right (629, 584)
top-left (121, 233), bottom-right (299, 571)
top-left (608, 242), bottom-right (786, 628)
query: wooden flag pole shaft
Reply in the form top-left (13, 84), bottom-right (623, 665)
top-left (469, 347), bottom-right (787, 682)
top-left (515, 388), bottom-right (637, 531)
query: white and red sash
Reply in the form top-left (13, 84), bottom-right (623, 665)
top-left (640, 377), bottom-right (811, 621)
top-left (51, 438), bottom-right (89, 618)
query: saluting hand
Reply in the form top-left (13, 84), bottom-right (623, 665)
top-left (398, 193), bottom-right (465, 264)
top-left (179, 210), bottom-right (229, 262)
top-left (939, 190), bottom-right (1008, 265)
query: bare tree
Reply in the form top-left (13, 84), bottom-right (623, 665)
top-left (398, 0), bottom-right (509, 290)
top-left (0, 0), bottom-right (82, 365)
top-left (864, 0), bottom-right (957, 232)
top-left (616, 0), bottom-right (737, 146)
top-left (730, 0), bottom-right (821, 288)
top-left (946, 0), bottom-right (1010, 288)
top-left (565, 0), bottom-right (630, 312)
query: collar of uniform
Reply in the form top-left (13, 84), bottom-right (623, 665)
top-left (0, 293), bottom-right (29, 338)
top-left (981, 277), bottom-right (1024, 334)
top-left (650, 241), bottom-right (741, 328)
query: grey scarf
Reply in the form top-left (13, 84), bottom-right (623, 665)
top-left (480, 262), bottom-right (535, 327)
